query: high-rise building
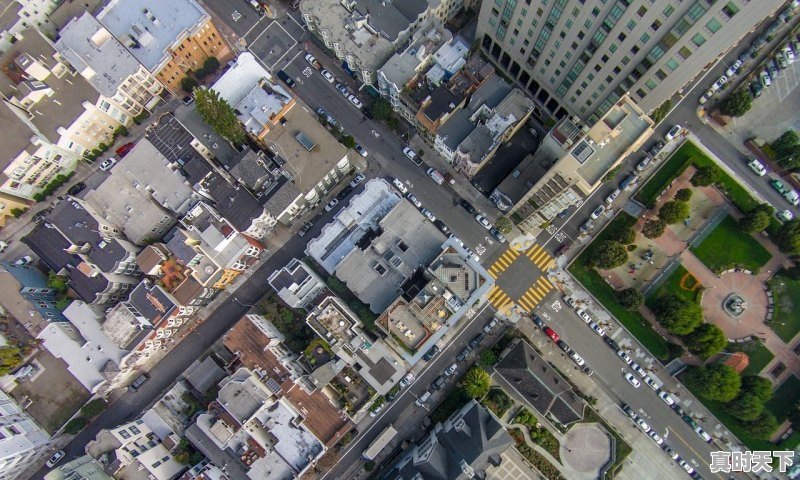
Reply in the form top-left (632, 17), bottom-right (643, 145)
top-left (476, 0), bottom-right (783, 123)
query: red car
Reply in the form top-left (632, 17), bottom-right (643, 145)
top-left (115, 142), bottom-right (135, 157)
top-left (544, 327), bottom-right (560, 342)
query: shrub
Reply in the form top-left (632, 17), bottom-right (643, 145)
top-left (480, 350), bottom-right (498, 366)
top-left (590, 240), bottom-right (628, 269)
top-left (181, 76), bottom-right (198, 92)
top-left (642, 219), bottom-right (666, 239)
top-left (495, 216), bottom-right (513, 234)
top-left (691, 165), bottom-right (720, 187)
top-left (63, 417), bottom-right (87, 435)
top-left (651, 100), bottom-right (672, 123)
top-left (80, 399), bottom-right (107, 417)
top-left (616, 288), bottom-right (643, 310)
top-left (114, 125), bottom-right (129, 137)
top-left (341, 135), bottom-right (356, 149)
top-left (659, 200), bottom-right (690, 224)
top-left (652, 294), bottom-right (703, 335)
top-left (10, 208), bottom-right (23, 218)
top-left (719, 89), bottom-right (753, 117)
top-left (684, 364), bottom-right (741, 402)
top-left (739, 204), bottom-right (773, 233)
top-left (675, 188), bottom-right (693, 202)
top-left (774, 219), bottom-right (800, 254)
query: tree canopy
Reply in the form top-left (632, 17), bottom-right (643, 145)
top-left (642, 219), bottom-right (667, 239)
top-left (495, 216), bottom-right (513, 234)
top-left (463, 366), bottom-right (491, 398)
top-left (652, 295), bottom-right (703, 335)
top-left (774, 219), bottom-right (800, 255)
top-left (370, 99), bottom-right (392, 121)
top-left (610, 227), bottom-right (636, 245)
top-left (771, 130), bottom-right (800, 171)
top-left (739, 204), bottom-right (774, 232)
top-left (675, 188), bottom-right (693, 202)
top-left (719, 89), bottom-right (753, 117)
top-left (0, 346), bottom-right (23, 376)
top-left (685, 363), bottom-right (741, 402)
top-left (591, 240), bottom-right (628, 269)
top-left (193, 88), bottom-right (245, 146)
top-left (616, 288), bottom-right (643, 311)
top-left (691, 165), bottom-right (720, 187)
top-left (740, 411), bottom-right (779, 439)
top-left (684, 323), bottom-right (726, 359)
top-left (659, 200), bottom-right (690, 224)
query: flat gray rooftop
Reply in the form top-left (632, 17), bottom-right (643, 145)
top-left (576, 109), bottom-right (650, 186)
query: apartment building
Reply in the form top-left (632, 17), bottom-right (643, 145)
top-left (268, 258), bottom-right (327, 309)
top-left (476, 0), bottom-right (783, 122)
top-left (0, 390), bottom-right (49, 480)
top-left (0, 0), bottom-right (60, 53)
top-left (94, 0), bottom-right (232, 94)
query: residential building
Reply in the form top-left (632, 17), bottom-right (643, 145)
top-left (301, 0), bottom-right (464, 85)
top-left (0, 192), bottom-right (31, 227)
top-left (0, 389), bottom-right (50, 480)
top-left (94, 0), bottom-right (232, 94)
top-left (495, 96), bottom-right (652, 234)
top-left (82, 139), bottom-right (198, 244)
top-left (44, 455), bottom-right (112, 480)
top-left (384, 399), bottom-right (512, 479)
top-left (37, 301), bottom-right (129, 394)
top-left (415, 84), bottom-right (466, 144)
top-left (494, 339), bottom-right (585, 425)
top-left (425, 35), bottom-right (470, 85)
top-left (101, 418), bottom-right (184, 480)
top-left (195, 171), bottom-right (277, 240)
top-left (136, 243), bottom-right (216, 309)
top-left (56, 12), bottom-right (164, 121)
top-left (268, 258), bottom-right (326, 309)
top-left (0, 261), bottom-right (66, 331)
top-left (306, 295), bottom-right (406, 394)
top-left (476, 0), bottom-right (784, 123)
top-left (0, 0), bottom-right (60, 53)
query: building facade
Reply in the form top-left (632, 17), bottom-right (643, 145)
top-left (0, 390), bottom-right (49, 480)
top-left (476, 0), bottom-right (783, 123)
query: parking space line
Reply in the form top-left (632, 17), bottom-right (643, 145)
top-left (243, 15), bottom-right (269, 41)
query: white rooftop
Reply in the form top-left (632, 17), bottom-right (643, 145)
top-left (97, 0), bottom-right (207, 72)
top-left (255, 399), bottom-right (323, 472)
top-left (235, 81), bottom-right (294, 136)
top-left (212, 52), bottom-right (272, 106)
top-left (38, 301), bottom-right (127, 393)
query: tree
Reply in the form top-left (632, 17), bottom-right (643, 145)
top-left (659, 200), bottom-right (690, 224)
top-left (480, 350), bottom-right (498, 367)
top-left (203, 56), bottom-right (220, 72)
top-left (774, 219), bottom-right (800, 254)
top-left (727, 391), bottom-right (764, 421)
top-left (740, 375), bottom-right (772, 403)
top-left (610, 227), bottom-right (636, 245)
top-left (739, 204), bottom-right (773, 232)
top-left (684, 363), bottom-right (741, 402)
top-left (63, 417), bottom-right (87, 435)
top-left (651, 100), bottom-right (672, 123)
top-left (10, 208), bottom-right (23, 218)
top-left (48, 271), bottom-right (68, 294)
top-left (740, 411), bottom-right (779, 439)
top-left (642, 219), bottom-right (667, 239)
top-left (462, 366), bottom-right (491, 398)
top-left (602, 165), bottom-right (623, 183)
top-left (80, 399), bottom-right (107, 418)
top-left (772, 130), bottom-right (800, 158)
top-left (0, 346), bottom-right (23, 376)
top-left (370, 99), bottom-right (392, 121)
top-left (364, 461), bottom-right (376, 472)
top-left (181, 76), bottom-right (198, 93)
top-left (691, 165), bottom-right (720, 187)
top-left (193, 88), bottom-right (245, 146)
top-left (590, 240), bottom-right (628, 269)
top-left (652, 295), bottom-right (703, 335)
top-left (719, 89), bottom-right (753, 117)
top-left (684, 323), bottom-right (726, 359)
top-left (675, 188), bottom-right (693, 202)
top-left (341, 135), bottom-right (356, 149)
top-left (789, 401), bottom-right (800, 430)
top-left (616, 288), bottom-right (643, 310)
top-left (495, 216), bottom-right (513, 234)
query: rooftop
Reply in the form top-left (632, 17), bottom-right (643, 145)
top-left (336, 200), bottom-right (446, 313)
top-left (421, 86), bottom-right (464, 124)
top-left (55, 12), bottom-right (143, 97)
top-left (183, 356), bottom-right (227, 394)
top-left (102, 302), bottom-right (152, 349)
top-left (492, 134), bottom-right (566, 207)
top-left (144, 113), bottom-right (216, 185)
top-left (378, 25), bottom-right (452, 91)
top-left (437, 110), bottom-right (475, 150)
top-left (211, 52), bottom-right (271, 106)
top-left (227, 149), bottom-right (281, 193)
top-left (196, 171), bottom-right (265, 233)
top-left (175, 107), bottom-right (239, 167)
top-left (281, 381), bottom-right (352, 448)
top-left (471, 120), bottom-right (540, 195)
top-left (431, 35), bottom-right (469, 74)
top-left (234, 80), bottom-right (294, 137)
top-left (254, 399), bottom-right (323, 473)
top-left (124, 280), bottom-right (176, 326)
top-left (495, 340), bottom-right (584, 425)
top-left (261, 104), bottom-right (349, 194)
top-left (223, 315), bottom-right (289, 386)
top-left (96, 0), bottom-right (207, 72)
top-left (217, 368), bottom-right (271, 425)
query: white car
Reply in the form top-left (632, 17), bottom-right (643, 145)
top-left (563, 296), bottom-right (576, 309)
top-left (643, 375), bottom-right (660, 391)
top-left (589, 321), bottom-right (605, 336)
top-left (605, 189), bottom-right (621, 204)
top-left (624, 372), bottom-right (641, 388)
top-left (406, 193), bottom-right (422, 208)
top-left (630, 362), bottom-right (647, 378)
top-left (335, 82), bottom-right (349, 96)
top-left (369, 402), bottom-right (384, 417)
top-left (648, 430), bottom-right (664, 445)
top-left (747, 158), bottom-right (767, 176)
top-left (421, 209), bottom-right (436, 222)
top-left (665, 125), bottom-right (682, 141)
top-left (324, 198), bottom-right (339, 212)
top-left (784, 190), bottom-right (799, 206)
top-left (99, 157), bottom-right (117, 171)
top-left (347, 94), bottom-right (363, 109)
top-left (760, 70), bottom-right (772, 87)
top-left (575, 309), bottom-right (591, 323)
top-left (399, 373), bottom-right (414, 389)
top-left (475, 215), bottom-right (492, 230)
top-left (448, 234), bottom-right (464, 248)
top-left (0, 241), bottom-right (7, 253)
top-left (636, 157), bottom-right (651, 171)
top-left (355, 144), bottom-right (368, 157)
top-left (716, 74), bottom-right (729, 87)
top-left (785, 45), bottom-right (796, 64)
top-left (402, 147), bottom-right (418, 162)
top-left (570, 351), bottom-right (585, 367)
top-left (658, 390), bottom-right (676, 406)
top-left (617, 350), bottom-right (632, 364)
top-left (590, 205), bottom-right (606, 219)
top-left (304, 53), bottom-right (318, 65)
top-left (634, 417), bottom-right (650, 433)
top-left (349, 173), bottom-right (365, 188)
top-left (699, 88), bottom-right (714, 104)
top-left (321, 69), bottom-right (335, 83)
top-left (392, 178), bottom-right (408, 194)
top-left (679, 460), bottom-right (695, 475)
top-left (777, 209), bottom-right (794, 222)
top-left (664, 447), bottom-right (680, 460)
top-left (46, 450), bottom-right (65, 468)
top-left (725, 60), bottom-right (742, 77)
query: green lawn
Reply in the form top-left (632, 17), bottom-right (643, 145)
top-left (635, 141), bottom-right (760, 213)
top-left (690, 215), bottom-right (772, 274)
top-left (569, 213), bottom-right (671, 361)
top-left (765, 375), bottom-right (800, 422)
top-left (646, 264), bottom-right (701, 306)
top-left (726, 341), bottom-right (775, 377)
top-left (767, 270), bottom-right (800, 343)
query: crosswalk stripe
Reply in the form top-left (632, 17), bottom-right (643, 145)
top-left (531, 248), bottom-right (550, 267)
top-left (526, 244), bottom-right (542, 257)
top-left (539, 257), bottom-right (555, 271)
top-left (539, 276), bottom-right (554, 290)
top-left (526, 288), bottom-right (544, 303)
top-left (517, 296), bottom-right (535, 311)
top-left (488, 288), bottom-right (504, 304)
top-left (496, 297), bottom-right (513, 310)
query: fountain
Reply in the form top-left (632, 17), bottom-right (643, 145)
top-left (723, 293), bottom-right (747, 318)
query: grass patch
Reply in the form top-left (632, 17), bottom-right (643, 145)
top-left (635, 141), bottom-right (760, 213)
top-left (509, 428), bottom-right (566, 480)
top-left (767, 269), bottom-right (800, 343)
top-left (429, 387), bottom-right (470, 424)
top-left (646, 264), bottom-right (701, 306)
top-left (514, 407), bottom-right (561, 461)
top-left (690, 215), bottom-right (772, 274)
top-left (726, 341), bottom-right (775, 377)
top-left (580, 406), bottom-right (632, 478)
top-left (569, 214), bottom-right (670, 361)
top-left (765, 375), bottom-right (800, 422)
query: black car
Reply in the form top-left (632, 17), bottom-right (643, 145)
top-left (647, 140), bottom-right (665, 158)
top-left (556, 340), bottom-right (571, 353)
top-left (422, 345), bottom-right (440, 361)
top-left (336, 185), bottom-right (354, 200)
top-left (456, 346), bottom-right (472, 362)
top-left (433, 219), bottom-right (450, 234)
top-left (128, 373), bottom-right (149, 392)
top-left (385, 390), bottom-right (398, 402)
top-left (459, 199), bottom-right (476, 214)
top-left (431, 375), bottom-right (446, 391)
top-left (671, 403), bottom-right (686, 417)
top-left (469, 333), bottom-right (485, 349)
top-left (276, 70), bottom-right (296, 88)
top-left (531, 314), bottom-right (545, 328)
top-left (604, 336), bottom-right (620, 351)
top-left (67, 182), bottom-right (86, 196)
top-left (582, 365), bottom-right (594, 376)
top-left (298, 222), bottom-right (313, 237)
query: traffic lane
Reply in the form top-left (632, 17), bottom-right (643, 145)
top-left (542, 305), bottom-right (720, 479)
top-left (322, 305), bottom-right (497, 480)
top-left (203, 0), bottom-right (264, 37)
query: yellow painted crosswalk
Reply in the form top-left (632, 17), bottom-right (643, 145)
top-left (486, 285), bottom-right (514, 311)
top-left (487, 248), bottom-right (521, 278)
top-left (516, 276), bottom-right (554, 312)
top-left (525, 243), bottom-right (555, 271)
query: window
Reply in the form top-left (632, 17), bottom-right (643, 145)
top-left (601, 54), bottom-right (609, 63)
top-left (627, 20), bottom-right (636, 30)
top-left (631, 45), bottom-right (640, 54)
top-left (663, 5), bottom-right (674, 17)
top-left (617, 32), bottom-right (626, 42)
top-left (722, 2), bottom-right (740, 18)
top-left (651, 20), bottom-right (661, 31)
top-left (655, 69), bottom-right (667, 80)
top-left (706, 18), bottom-right (722, 33)
top-left (591, 7), bottom-right (600, 17)
top-left (609, 44), bottom-right (618, 53)
top-left (665, 58), bottom-right (679, 71)
top-left (645, 79), bottom-right (657, 90)
top-left (637, 6), bottom-right (647, 17)
top-left (678, 46), bottom-right (693, 59)
top-left (613, 66), bottom-right (621, 74)
top-left (692, 33), bottom-right (706, 47)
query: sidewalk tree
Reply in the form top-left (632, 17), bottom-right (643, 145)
top-left (659, 200), bottom-right (690, 224)
top-left (772, 130), bottom-right (800, 157)
top-left (495, 216), bottom-right (513, 234)
top-left (719, 89), bottom-right (752, 117)
top-left (370, 99), bottom-right (391, 121)
top-left (64, 417), bottom-right (87, 435)
top-left (0, 346), bottom-right (22, 375)
top-left (80, 399), bottom-right (107, 417)
top-left (590, 240), bottom-right (628, 269)
top-left (650, 100), bottom-right (672, 123)
top-left (193, 88), bottom-right (245, 146)
top-left (616, 288), bottom-right (643, 310)
top-left (684, 363), bottom-right (741, 402)
top-left (675, 188), bottom-right (693, 202)
top-left (684, 323), bottom-right (726, 359)
top-left (774, 219), bottom-right (800, 254)
top-left (181, 76), bottom-right (198, 93)
top-left (738, 204), bottom-right (773, 232)
top-left (690, 165), bottom-right (720, 187)
top-left (341, 135), bottom-right (356, 149)
top-left (652, 294), bottom-right (703, 335)
top-left (642, 219), bottom-right (666, 239)
top-left (462, 366), bottom-right (491, 398)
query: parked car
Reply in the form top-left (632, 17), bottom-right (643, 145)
top-left (569, 351), bottom-right (585, 366)
top-left (582, 365), bottom-right (594, 376)
top-left (747, 157), bottom-right (767, 176)
top-left (664, 446), bottom-right (680, 460)
top-left (415, 390), bottom-right (432, 407)
top-left (354, 144), bottom-right (368, 157)
top-left (347, 94), bottom-right (363, 109)
top-left (422, 345), bottom-right (439, 361)
top-left (469, 333), bottom-right (485, 349)
top-left (636, 157), bottom-right (651, 171)
top-left (433, 219), bottom-right (449, 234)
top-left (665, 125), bottom-right (682, 141)
top-left (369, 402), bottom-right (384, 417)
top-left (590, 205), bottom-right (606, 219)
top-left (46, 450), bottom-right (66, 468)
top-left (115, 142), bottom-right (135, 157)
top-left (648, 430), bottom-right (664, 445)
top-left (14, 255), bottom-right (33, 266)
top-left (392, 178), bottom-right (408, 194)
top-left (128, 373), bottom-right (149, 392)
top-left (784, 190), bottom-right (799, 206)
top-left (658, 390), bottom-right (676, 406)
top-left (402, 147), bottom-right (420, 165)
top-left (399, 373), bottom-right (414, 389)
top-left (679, 460), bottom-right (695, 475)
top-left (556, 340), bottom-right (572, 354)
top-left (406, 193), bottom-right (422, 208)
top-left (777, 209), bottom-right (794, 222)
top-left (578, 219), bottom-right (594, 234)
top-left (67, 182), bottom-right (86, 195)
top-left (475, 214), bottom-right (492, 230)
top-left (634, 417), bottom-right (650, 432)
top-left (182, 95), bottom-right (195, 105)
top-left (750, 81), bottom-right (763, 98)
top-left (459, 199), bottom-right (477, 214)
top-left (349, 173), bottom-right (365, 188)
top-left (304, 53), bottom-right (321, 69)
top-left (605, 336), bottom-right (620, 350)
top-left (647, 140), bottom-right (665, 157)
top-left (624, 372), bottom-right (641, 388)
top-left (298, 222), bottom-right (313, 237)
top-left (484, 317), bottom-right (498, 332)
top-left (643, 375), bottom-right (660, 391)
top-left (575, 309), bottom-right (591, 323)
top-left (544, 327), bottom-right (559, 342)
top-left (324, 198), bottom-right (339, 212)
top-left (617, 349), bottom-right (632, 364)
top-left (426, 167), bottom-right (445, 185)
top-left (335, 83), bottom-right (349, 96)
top-left (431, 375), bottom-right (446, 391)
top-left (605, 189), bottom-right (621, 204)
top-left (772, 179), bottom-right (790, 194)
top-left (421, 209), bottom-right (436, 222)
top-left (698, 90), bottom-right (713, 105)
top-left (725, 60), bottom-right (742, 77)
top-left (321, 69), bottom-right (335, 83)
top-left (276, 70), bottom-right (295, 88)
top-left (563, 296), bottom-right (576, 308)
top-left (490, 228), bottom-right (506, 243)
top-left (531, 315), bottom-right (545, 329)
top-left (0, 241), bottom-right (7, 253)
top-left (589, 321), bottom-right (605, 336)
top-left (336, 186), bottom-right (354, 201)
top-left (444, 363), bottom-right (458, 376)
top-left (694, 426), bottom-right (712, 443)
top-left (99, 157), bottom-right (117, 172)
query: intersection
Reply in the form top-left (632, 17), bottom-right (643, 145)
top-left (485, 243), bottom-right (556, 314)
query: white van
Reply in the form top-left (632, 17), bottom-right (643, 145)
top-left (695, 426), bottom-right (713, 443)
top-left (415, 390), bottom-right (432, 407)
top-left (392, 178), bottom-right (408, 194)
top-left (427, 168), bottom-right (445, 185)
